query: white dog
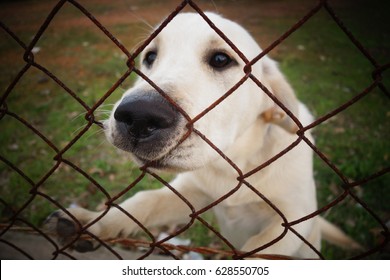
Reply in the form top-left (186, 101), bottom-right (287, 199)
top-left (48, 12), bottom-right (360, 258)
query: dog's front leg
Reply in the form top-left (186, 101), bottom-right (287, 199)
top-left (90, 179), bottom-right (208, 238)
top-left (47, 175), bottom-right (209, 251)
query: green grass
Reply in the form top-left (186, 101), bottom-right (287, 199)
top-left (0, 0), bottom-right (389, 259)
top-left (275, 8), bottom-right (389, 259)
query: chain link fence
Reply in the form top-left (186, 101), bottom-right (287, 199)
top-left (0, 0), bottom-right (389, 259)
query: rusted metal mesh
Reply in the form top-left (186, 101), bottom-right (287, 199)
top-left (0, 0), bottom-right (389, 260)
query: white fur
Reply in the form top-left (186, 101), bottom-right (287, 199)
top-left (55, 12), bottom-right (360, 258)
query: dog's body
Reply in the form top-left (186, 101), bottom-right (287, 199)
top-left (49, 13), bottom-right (360, 258)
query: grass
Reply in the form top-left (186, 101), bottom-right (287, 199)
top-left (0, 0), bottom-right (389, 259)
top-left (275, 7), bottom-right (389, 259)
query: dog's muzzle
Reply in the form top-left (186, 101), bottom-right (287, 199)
top-left (112, 91), bottom-right (181, 163)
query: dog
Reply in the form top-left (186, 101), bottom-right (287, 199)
top-left (47, 12), bottom-right (361, 258)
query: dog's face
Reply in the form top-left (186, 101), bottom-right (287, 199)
top-left (105, 13), bottom-right (284, 172)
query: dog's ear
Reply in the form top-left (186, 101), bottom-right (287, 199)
top-left (260, 57), bottom-right (299, 134)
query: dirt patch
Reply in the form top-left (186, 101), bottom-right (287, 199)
top-left (0, 231), bottom-right (171, 259)
top-left (0, 0), bottom-right (317, 42)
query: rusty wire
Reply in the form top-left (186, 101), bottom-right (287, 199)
top-left (0, 0), bottom-right (389, 260)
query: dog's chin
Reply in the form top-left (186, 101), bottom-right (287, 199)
top-left (131, 151), bottom-right (203, 173)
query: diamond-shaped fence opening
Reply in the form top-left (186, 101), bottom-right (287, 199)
top-left (0, 0), bottom-right (389, 260)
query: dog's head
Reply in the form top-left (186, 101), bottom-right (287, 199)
top-left (105, 12), bottom-right (298, 171)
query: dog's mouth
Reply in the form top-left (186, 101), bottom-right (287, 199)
top-left (132, 153), bottom-right (182, 172)
top-left (141, 158), bottom-right (171, 171)
top-left (131, 150), bottom-right (167, 167)
top-left (106, 90), bottom-right (184, 160)
top-left (131, 138), bottom-right (195, 172)
top-left (104, 93), bottom-right (206, 172)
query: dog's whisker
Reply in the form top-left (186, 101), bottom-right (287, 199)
top-left (70, 111), bottom-right (88, 122)
top-left (210, 0), bottom-right (219, 14)
top-left (70, 125), bottom-right (86, 137)
top-left (85, 127), bottom-right (106, 141)
top-left (130, 34), bottom-right (151, 54)
top-left (123, 0), bottom-right (154, 32)
top-left (95, 103), bottom-right (115, 109)
top-left (93, 110), bottom-right (112, 117)
top-left (94, 138), bottom-right (110, 151)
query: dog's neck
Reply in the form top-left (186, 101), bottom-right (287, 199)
top-left (208, 117), bottom-right (291, 175)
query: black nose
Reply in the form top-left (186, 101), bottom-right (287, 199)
top-left (114, 93), bottom-right (178, 140)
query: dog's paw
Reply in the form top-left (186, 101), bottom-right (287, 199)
top-left (45, 210), bottom-right (99, 253)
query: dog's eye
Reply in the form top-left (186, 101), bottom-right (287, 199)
top-left (144, 51), bottom-right (157, 67)
top-left (209, 52), bottom-right (232, 69)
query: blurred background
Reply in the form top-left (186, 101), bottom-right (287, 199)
top-left (0, 0), bottom-right (389, 259)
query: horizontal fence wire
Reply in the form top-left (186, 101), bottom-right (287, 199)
top-left (0, 0), bottom-right (389, 259)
